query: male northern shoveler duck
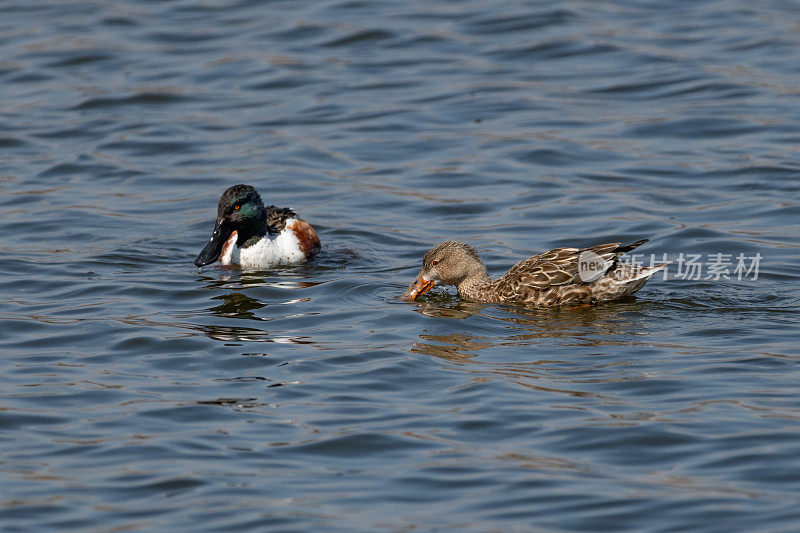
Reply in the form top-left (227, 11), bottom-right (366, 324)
top-left (403, 239), bottom-right (666, 306)
top-left (194, 184), bottom-right (320, 270)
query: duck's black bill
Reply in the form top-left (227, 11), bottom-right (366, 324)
top-left (194, 219), bottom-right (229, 267)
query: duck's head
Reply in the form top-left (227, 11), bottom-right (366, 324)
top-left (194, 184), bottom-right (267, 267)
top-left (402, 241), bottom-right (486, 301)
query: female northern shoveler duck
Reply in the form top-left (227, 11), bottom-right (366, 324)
top-left (194, 184), bottom-right (320, 270)
top-left (403, 239), bottom-right (666, 306)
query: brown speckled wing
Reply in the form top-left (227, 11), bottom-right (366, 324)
top-left (501, 247), bottom-right (586, 290)
top-left (498, 240), bottom-right (648, 296)
top-left (265, 206), bottom-right (297, 234)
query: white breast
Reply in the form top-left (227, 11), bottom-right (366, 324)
top-left (221, 219), bottom-right (305, 269)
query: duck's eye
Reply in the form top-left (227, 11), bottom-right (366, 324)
top-left (432, 260), bottom-right (439, 266)
top-left (234, 204), bottom-right (240, 211)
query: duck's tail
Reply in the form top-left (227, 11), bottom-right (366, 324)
top-left (612, 262), bottom-right (669, 296)
top-left (579, 239), bottom-right (667, 299)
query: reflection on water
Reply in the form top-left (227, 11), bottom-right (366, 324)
top-left (412, 298), bottom-right (658, 358)
top-left (412, 333), bottom-right (489, 359)
top-left (121, 314), bottom-right (316, 345)
top-left (414, 330), bottom-right (604, 398)
top-left (118, 280), bottom-right (320, 344)
top-left (411, 298), bottom-right (489, 320)
top-left (194, 324), bottom-right (312, 345)
top-left (411, 298), bottom-right (667, 399)
top-left (210, 292), bottom-right (266, 319)
top-left (196, 278), bottom-right (322, 343)
top-left (196, 271), bottom-right (323, 291)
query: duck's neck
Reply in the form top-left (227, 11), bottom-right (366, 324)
top-left (237, 214), bottom-right (269, 249)
top-left (455, 263), bottom-right (492, 300)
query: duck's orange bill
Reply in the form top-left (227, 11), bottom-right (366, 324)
top-left (402, 273), bottom-right (435, 301)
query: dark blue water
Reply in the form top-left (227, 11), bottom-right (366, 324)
top-left (1, 1), bottom-right (799, 530)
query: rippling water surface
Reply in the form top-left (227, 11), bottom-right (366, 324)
top-left (2, 1), bottom-right (799, 530)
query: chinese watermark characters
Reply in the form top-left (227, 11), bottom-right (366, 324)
top-left (617, 252), bottom-right (762, 281)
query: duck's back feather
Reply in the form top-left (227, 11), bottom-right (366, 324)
top-left (265, 206), bottom-right (298, 234)
top-left (470, 239), bottom-right (659, 305)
